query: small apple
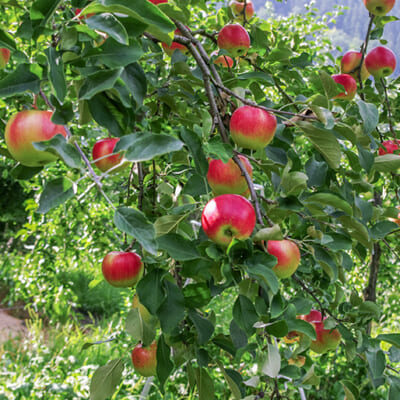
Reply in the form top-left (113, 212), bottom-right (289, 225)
top-left (0, 48), bottom-right (10, 69)
top-left (201, 194), bottom-right (256, 246)
top-left (331, 74), bottom-right (357, 101)
top-left (92, 137), bottom-right (129, 173)
top-left (267, 240), bottom-right (300, 279)
top-left (229, 0), bottom-right (255, 21)
top-left (288, 355), bottom-right (306, 367)
top-left (102, 251), bottom-right (144, 288)
top-left (211, 51), bottom-right (234, 68)
top-left (149, 0), bottom-right (168, 3)
top-left (206, 155), bottom-right (253, 197)
top-left (162, 29), bottom-right (188, 56)
top-left (217, 24), bottom-right (250, 58)
top-left (378, 139), bottom-right (400, 155)
top-left (363, 0), bottom-right (395, 15)
top-left (131, 341), bottom-right (157, 377)
top-left (365, 46), bottom-right (397, 79)
top-left (340, 51), bottom-right (370, 81)
top-left (299, 310), bottom-right (341, 354)
top-left (132, 294), bottom-right (153, 324)
top-left (230, 105), bottom-right (277, 150)
top-left (4, 110), bottom-right (67, 167)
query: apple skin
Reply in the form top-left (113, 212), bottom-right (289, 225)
top-left (331, 74), bottom-right (357, 101)
top-left (102, 251), bottom-right (144, 288)
top-left (363, 0), bottom-right (395, 15)
top-left (5, 110), bottom-right (67, 167)
top-left (92, 137), bottom-right (129, 173)
top-left (131, 342), bottom-right (157, 377)
top-left (201, 194), bottom-right (256, 246)
top-left (299, 310), bottom-right (341, 354)
top-left (230, 105), bottom-right (277, 150)
top-left (340, 51), bottom-right (370, 81)
top-left (207, 155), bottom-right (253, 197)
top-left (229, 0), bottom-right (255, 21)
top-left (211, 51), bottom-right (234, 68)
top-left (74, 8), bottom-right (95, 20)
top-left (217, 24), bottom-right (250, 58)
top-left (0, 48), bottom-right (10, 68)
top-left (365, 46), bottom-right (397, 79)
top-left (378, 139), bottom-right (400, 155)
top-left (267, 240), bottom-right (300, 279)
top-left (149, 0), bottom-right (168, 3)
top-left (162, 29), bottom-right (189, 57)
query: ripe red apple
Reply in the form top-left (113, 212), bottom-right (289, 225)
top-left (378, 139), bottom-right (400, 155)
top-left (149, 0), bottom-right (168, 3)
top-left (267, 240), bottom-right (300, 279)
top-left (299, 310), bottom-right (341, 354)
top-left (0, 48), bottom-right (10, 69)
top-left (4, 110), bottom-right (67, 167)
top-left (206, 155), bottom-right (253, 197)
top-left (365, 46), bottom-right (397, 79)
top-left (92, 137), bottom-right (129, 173)
top-left (101, 251), bottom-right (144, 288)
top-left (230, 105), bottom-right (277, 150)
top-left (131, 341), bottom-right (157, 377)
top-left (201, 194), bottom-right (256, 246)
top-left (217, 24), bottom-right (250, 58)
top-left (229, 0), bottom-right (255, 21)
top-left (340, 51), bottom-right (370, 81)
top-left (162, 29), bottom-right (188, 56)
top-left (211, 51), bottom-right (234, 68)
top-left (363, 0), bottom-right (395, 15)
top-left (331, 74), bottom-right (357, 101)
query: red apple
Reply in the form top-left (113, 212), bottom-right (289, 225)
top-left (331, 74), bottom-right (357, 101)
top-left (229, 0), bottom-right (255, 21)
top-left (149, 0), bottom-right (168, 3)
top-left (378, 139), bottom-right (400, 155)
top-left (0, 48), bottom-right (10, 69)
top-left (230, 105), bottom-right (277, 150)
top-left (206, 155), bottom-right (253, 197)
top-left (211, 51), bottom-right (234, 68)
top-left (201, 194), bottom-right (256, 246)
top-left (267, 240), bottom-right (300, 279)
top-left (365, 46), bottom-right (397, 79)
top-left (217, 24), bottom-right (250, 58)
top-left (340, 51), bottom-right (370, 81)
top-left (162, 29), bottom-right (188, 56)
top-left (131, 341), bottom-right (157, 377)
top-left (4, 110), bottom-right (67, 167)
top-left (299, 310), bottom-right (341, 354)
top-left (363, 0), bottom-right (395, 15)
top-left (102, 251), bottom-right (144, 288)
top-left (92, 137), bottom-right (128, 173)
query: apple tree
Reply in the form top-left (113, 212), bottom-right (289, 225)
top-left (1, 0), bottom-right (400, 399)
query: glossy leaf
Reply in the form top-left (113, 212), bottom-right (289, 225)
top-left (37, 178), bottom-right (76, 214)
top-left (0, 64), bottom-right (40, 97)
top-left (86, 13), bottom-right (128, 45)
top-left (89, 358), bottom-right (124, 400)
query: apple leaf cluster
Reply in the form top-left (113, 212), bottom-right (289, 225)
top-left (1, 0), bottom-right (400, 399)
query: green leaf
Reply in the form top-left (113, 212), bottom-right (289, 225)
top-left (121, 63), bottom-right (147, 107)
top-left (365, 349), bottom-right (385, 379)
top-left (125, 308), bottom-right (156, 346)
top-left (319, 70), bottom-right (341, 99)
top-left (183, 283), bottom-right (211, 309)
top-left (376, 333), bottom-right (400, 348)
top-left (260, 342), bottom-right (281, 378)
top-left (338, 216), bottom-right (371, 249)
top-left (340, 380), bottom-right (359, 400)
top-left (154, 214), bottom-right (187, 237)
top-left (196, 368), bottom-right (215, 400)
top-left (180, 128), bottom-right (208, 176)
top-left (0, 64), bottom-right (40, 97)
top-left (86, 13), bottom-right (128, 45)
top-left (296, 121), bottom-right (341, 169)
top-left (286, 318), bottom-right (316, 341)
top-left (157, 280), bottom-right (185, 334)
top-left (357, 144), bottom-right (375, 173)
top-left (79, 69), bottom-right (122, 100)
top-left (45, 47), bottom-right (66, 103)
top-left (357, 100), bottom-right (379, 135)
top-left (188, 309), bottom-right (215, 345)
top-left (10, 164), bottom-right (43, 180)
top-left (233, 295), bottom-right (258, 334)
top-left (114, 207), bottom-right (157, 255)
top-left (37, 178), bottom-right (76, 214)
top-left (157, 335), bottom-right (174, 390)
top-left (89, 358), bottom-right (125, 400)
top-left (157, 233), bottom-right (200, 261)
top-left (370, 221), bottom-right (398, 239)
top-left (136, 269), bottom-right (166, 315)
top-left (373, 154), bottom-right (400, 172)
top-left (261, 320), bottom-right (289, 338)
top-left (301, 364), bottom-right (320, 386)
top-left (230, 320), bottom-right (248, 349)
top-left (217, 361), bottom-right (242, 400)
top-left (388, 377), bottom-right (400, 400)
top-left (0, 29), bottom-right (16, 50)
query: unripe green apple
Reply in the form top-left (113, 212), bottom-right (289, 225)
top-left (201, 194), bottom-right (256, 246)
top-left (217, 24), bottom-right (250, 58)
top-left (92, 137), bottom-right (129, 173)
top-left (0, 48), bottom-right (10, 68)
top-left (230, 105), bottom-right (277, 150)
top-left (365, 46), bottom-right (397, 79)
top-left (229, 0), bottom-right (254, 21)
top-left (206, 155), bottom-right (253, 197)
top-left (267, 240), bottom-right (300, 279)
top-left (102, 251), bottom-right (144, 288)
top-left (331, 74), bottom-right (357, 101)
top-left (131, 341), bottom-right (157, 377)
top-left (363, 0), bottom-right (395, 15)
top-left (340, 51), bottom-right (370, 81)
top-left (5, 110), bottom-right (67, 167)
